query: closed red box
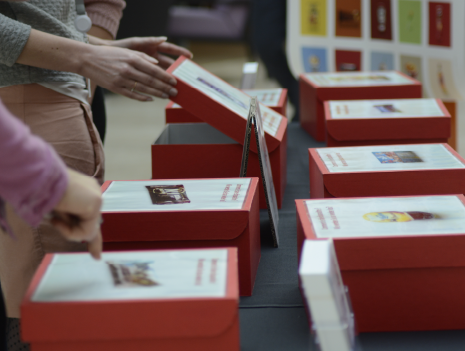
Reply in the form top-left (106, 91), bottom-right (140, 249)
top-left (309, 143), bottom-right (465, 199)
top-left (22, 248), bottom-right (240, 351)
top-left (165, 88), bottom-right (288, 123)
top-left (296, 195), bottom-right (465, 332)
top-left (300, 71), bottom-right (422, 141)
top-left (155, 57), bottom-right (288, 209)
top-left (100, 178), bottom-right (260, 296)
top-left (325, 98), bottom-right (451, 147)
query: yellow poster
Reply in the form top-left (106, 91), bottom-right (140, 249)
top-left (301, 0), bottom-right (327, 36)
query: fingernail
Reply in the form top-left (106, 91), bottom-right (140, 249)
top-left (146, 97), bottom-right (153, 102)
top-left (150, 57), bottom-right (158, 64)
top-left (159, 36), bottom-right (168, 41)
top-left (162, 93), bottom-right (169, 99)
top-left (169, 88), bottom-right (178, 97)
top-left (169, 78), bottom-right (177, 86)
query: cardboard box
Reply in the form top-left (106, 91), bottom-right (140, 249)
top-left (325, 98), bottom-right (451, 147)
top-left (300, 71), bottom-right (422, 141)
top-left (296, 195), bottom-right (465, 332)
top-left (165, 88), bottom-right (288, 124)
top-left (22, 248), bottom-right (240, 351)
top-left (100, 178), bottom-right (260, 296)
top-left (309, 143), bottom-right (465, 198)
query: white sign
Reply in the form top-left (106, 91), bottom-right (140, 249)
top-left (306, 196), bottom-right (465, 239)
top-left (329, 98), bottom-right (445, 119)
top-left (32, 249), bottom-right (228, 302)
top-left (316, 144), bottom-right (464, 173)
top-left (102, 179), bottom-right (252, 212)
top-left (304, 71), bottom-right (413, 87)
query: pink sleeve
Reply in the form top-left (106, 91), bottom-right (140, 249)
top-left (84, 0), bottom-right (126, 39)
top-left (0, 100), bottom-right (68, 228)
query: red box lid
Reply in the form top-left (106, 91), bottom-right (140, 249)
top-left (167, 56), bottom-right (287, 153)
top-left (296, 195), bottom-right (465, 270)
top-left (100, 178), bottom-right (258, 242)
top-left (300, 71), bottom-right (422, 102)
top-left (22, 248), bottom-right (239, 342)
top-left (325, 98), bottom-right (451, 141)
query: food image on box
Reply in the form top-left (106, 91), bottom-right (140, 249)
top-left (305, 71), bottom-right (413, 87)
top-left (428, 58), bottom-right (462, 100)
top-left (32, 249), bottom-right (229, 301)
top-left (370, 52), bottom-right (394, 70)
top-left (305, 196), bottom-right (465, 238)
top-left (372, 151), bottom-right (423, 163)
top-left (302, 46), bottom-right (328, 72)
top-left (329, 98), bottom-right (445, 119)
top-left (107, 261), bottom-right (159, 287)
top-left (300, 0), bottom-right (327, 36)
top-left (145, 185), bottom-right (190, 205)
top-left (102, 179), bottom-right (252, 212)
top-left (316, 144), bottom-right (464, 172)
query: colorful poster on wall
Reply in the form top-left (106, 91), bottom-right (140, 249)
top-left (371, 52), bottom-right (394, 70)
top-left (335, 0), bottom-right (362, 38)
top-left (302, 47), bottom-right (328, 72)
top-left (371, 0), bottom-right (393, 40)
top-left (428, 58), bottom-right (461, 100)
top-left (398, 0), bottom-right (422, 44)
top-left (301, 0), bottom-right (327, 36)
top-left (400, 55), bottom-right (423, 84)
top-left (335, 50), bottom-right (361, 71)
top-left (429, 2), bottom-right (451, 47)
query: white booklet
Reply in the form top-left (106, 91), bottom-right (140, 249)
top-left (329, 98), bottom-right (445, 119)
top-left (304, 71), bottom-right (414, 87)
top-left (305, 196), bottom-right (465, 239)
top-left (33, 249), bottom-right (228, 302)
top-left (102, 178), bottom-right (251, 212)
top-left (316, 144), bottom-right (464, 173)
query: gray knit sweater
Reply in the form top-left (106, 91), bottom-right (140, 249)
top-left (0, 0), bottom-right (87, 87)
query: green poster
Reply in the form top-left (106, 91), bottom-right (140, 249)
top-left (398, 0), bottom-right (422, 44)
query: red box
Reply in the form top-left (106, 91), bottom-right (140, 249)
top-left (155, 57), bottom-right (288, 209)
top-left (165, 88), bottom-right (288, 123)
top-left (309, 143), bottom-right (465, 199)
top-left (22, 248), bottom-right (240, 351)
top-left (296, 195), bottom-right (465, 331)
top-left (100, 178), bottom-right (260, 296)
top-left (299, 71), bottom-right (422, 141)
top-left (324, 98), bottom-right (451, 147)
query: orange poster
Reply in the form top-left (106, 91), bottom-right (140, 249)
top-left (335, 0), bottom-right (362, 38)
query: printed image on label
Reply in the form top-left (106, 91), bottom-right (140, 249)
top-left (316, 144), bottom-right (464, 172)
top-left (107, 261), bottom-right (159, 287)
top-left (146, 185), bottom-right (190, 205)
top-left (305, 71), bottom-right (413, 87)
top-left (305, 196), bottom-right (465, 239)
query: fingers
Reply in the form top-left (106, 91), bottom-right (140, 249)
top-left (157, 42), bottom-right (193, 59)
top-left (87, 231), bottom-right (102, 260)
top-left (131, 51), bottom-right (177, 86)
top-left (156, 54), bottom-right (175, 70)
top-left (121, 67), bottom-right (178, 99)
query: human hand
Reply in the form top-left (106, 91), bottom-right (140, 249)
top-left (51, 169), bottom-right (103, 260)
top-left (109, 37), bottom-right (193, 69)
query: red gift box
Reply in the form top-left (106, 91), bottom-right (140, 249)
top-left (154, 57), bottom-right (288, 209)
top-left (309, 143), bottom-right (465, 199)
top-left (300, 71), bottom-right (422, 141)
top-left (296, 195), bottom-right (465, 331)
top-left (165, 88), bottom-right (288, 124)
top-left (100, 178), bottom-right (260, 296)
top-left (22, 248), bottom-right (240, 351)
top-left (325, 98), bottom-right (451, 147)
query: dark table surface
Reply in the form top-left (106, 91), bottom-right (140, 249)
top-left (238, 123), bottom-right (465, 351)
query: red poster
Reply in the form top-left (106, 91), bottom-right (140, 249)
top-left (335, 50), bottom-right (362, 71)
top-left (371, 0), bottom-right (392, 40)
top-left (429, 2), bottom-right (451, 47)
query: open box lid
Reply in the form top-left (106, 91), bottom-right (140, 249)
top-left (167, 56), bottom-right (287, 153)
top-left (300, 71), bottom-right (421, 101)
top-left (296, 195), bottom-right (465, 271)
top-left (100, 178), bottom-right (258, 242)
top-left (325, 98), bottom-right (451, 141)
top-left (310, 143), bottom-right (465, 197)
top-left (22, 248), bottom-right (238, 342)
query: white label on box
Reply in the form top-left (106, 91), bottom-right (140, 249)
top-left (32, 249), bottom-right (228, 302)
top-left (102, 179), bottom-right (252, 212)
top-left (243, 88), bottom-right (283, 106)
top-left (304, 71), bottom-right (414, 87)
top-left (329, 99), bottom-right (445, 119)
top-left (305, 196), bottom-right (465, 239)
top-left (172, 60), bottom-right (282, 136)
top-left (316, 144), bottom-right (464, 173)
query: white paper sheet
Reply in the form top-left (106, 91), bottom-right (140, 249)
top-left (172, 60), bottom-right (282, 136)
top-left (32, 249), bottom-right (228, 302)
top-left (243, 88), bottom-right (284, 106)
top-left (102, 179), bottom-right (252, 212)
top-left (305, 196), bottom-right (465, 239)
top-left (304, 71), bottom-right (414, 87)
top-left (316, 144), bottom-right (464, 173)
top-left (329, 99), bottom-right (445, 119)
